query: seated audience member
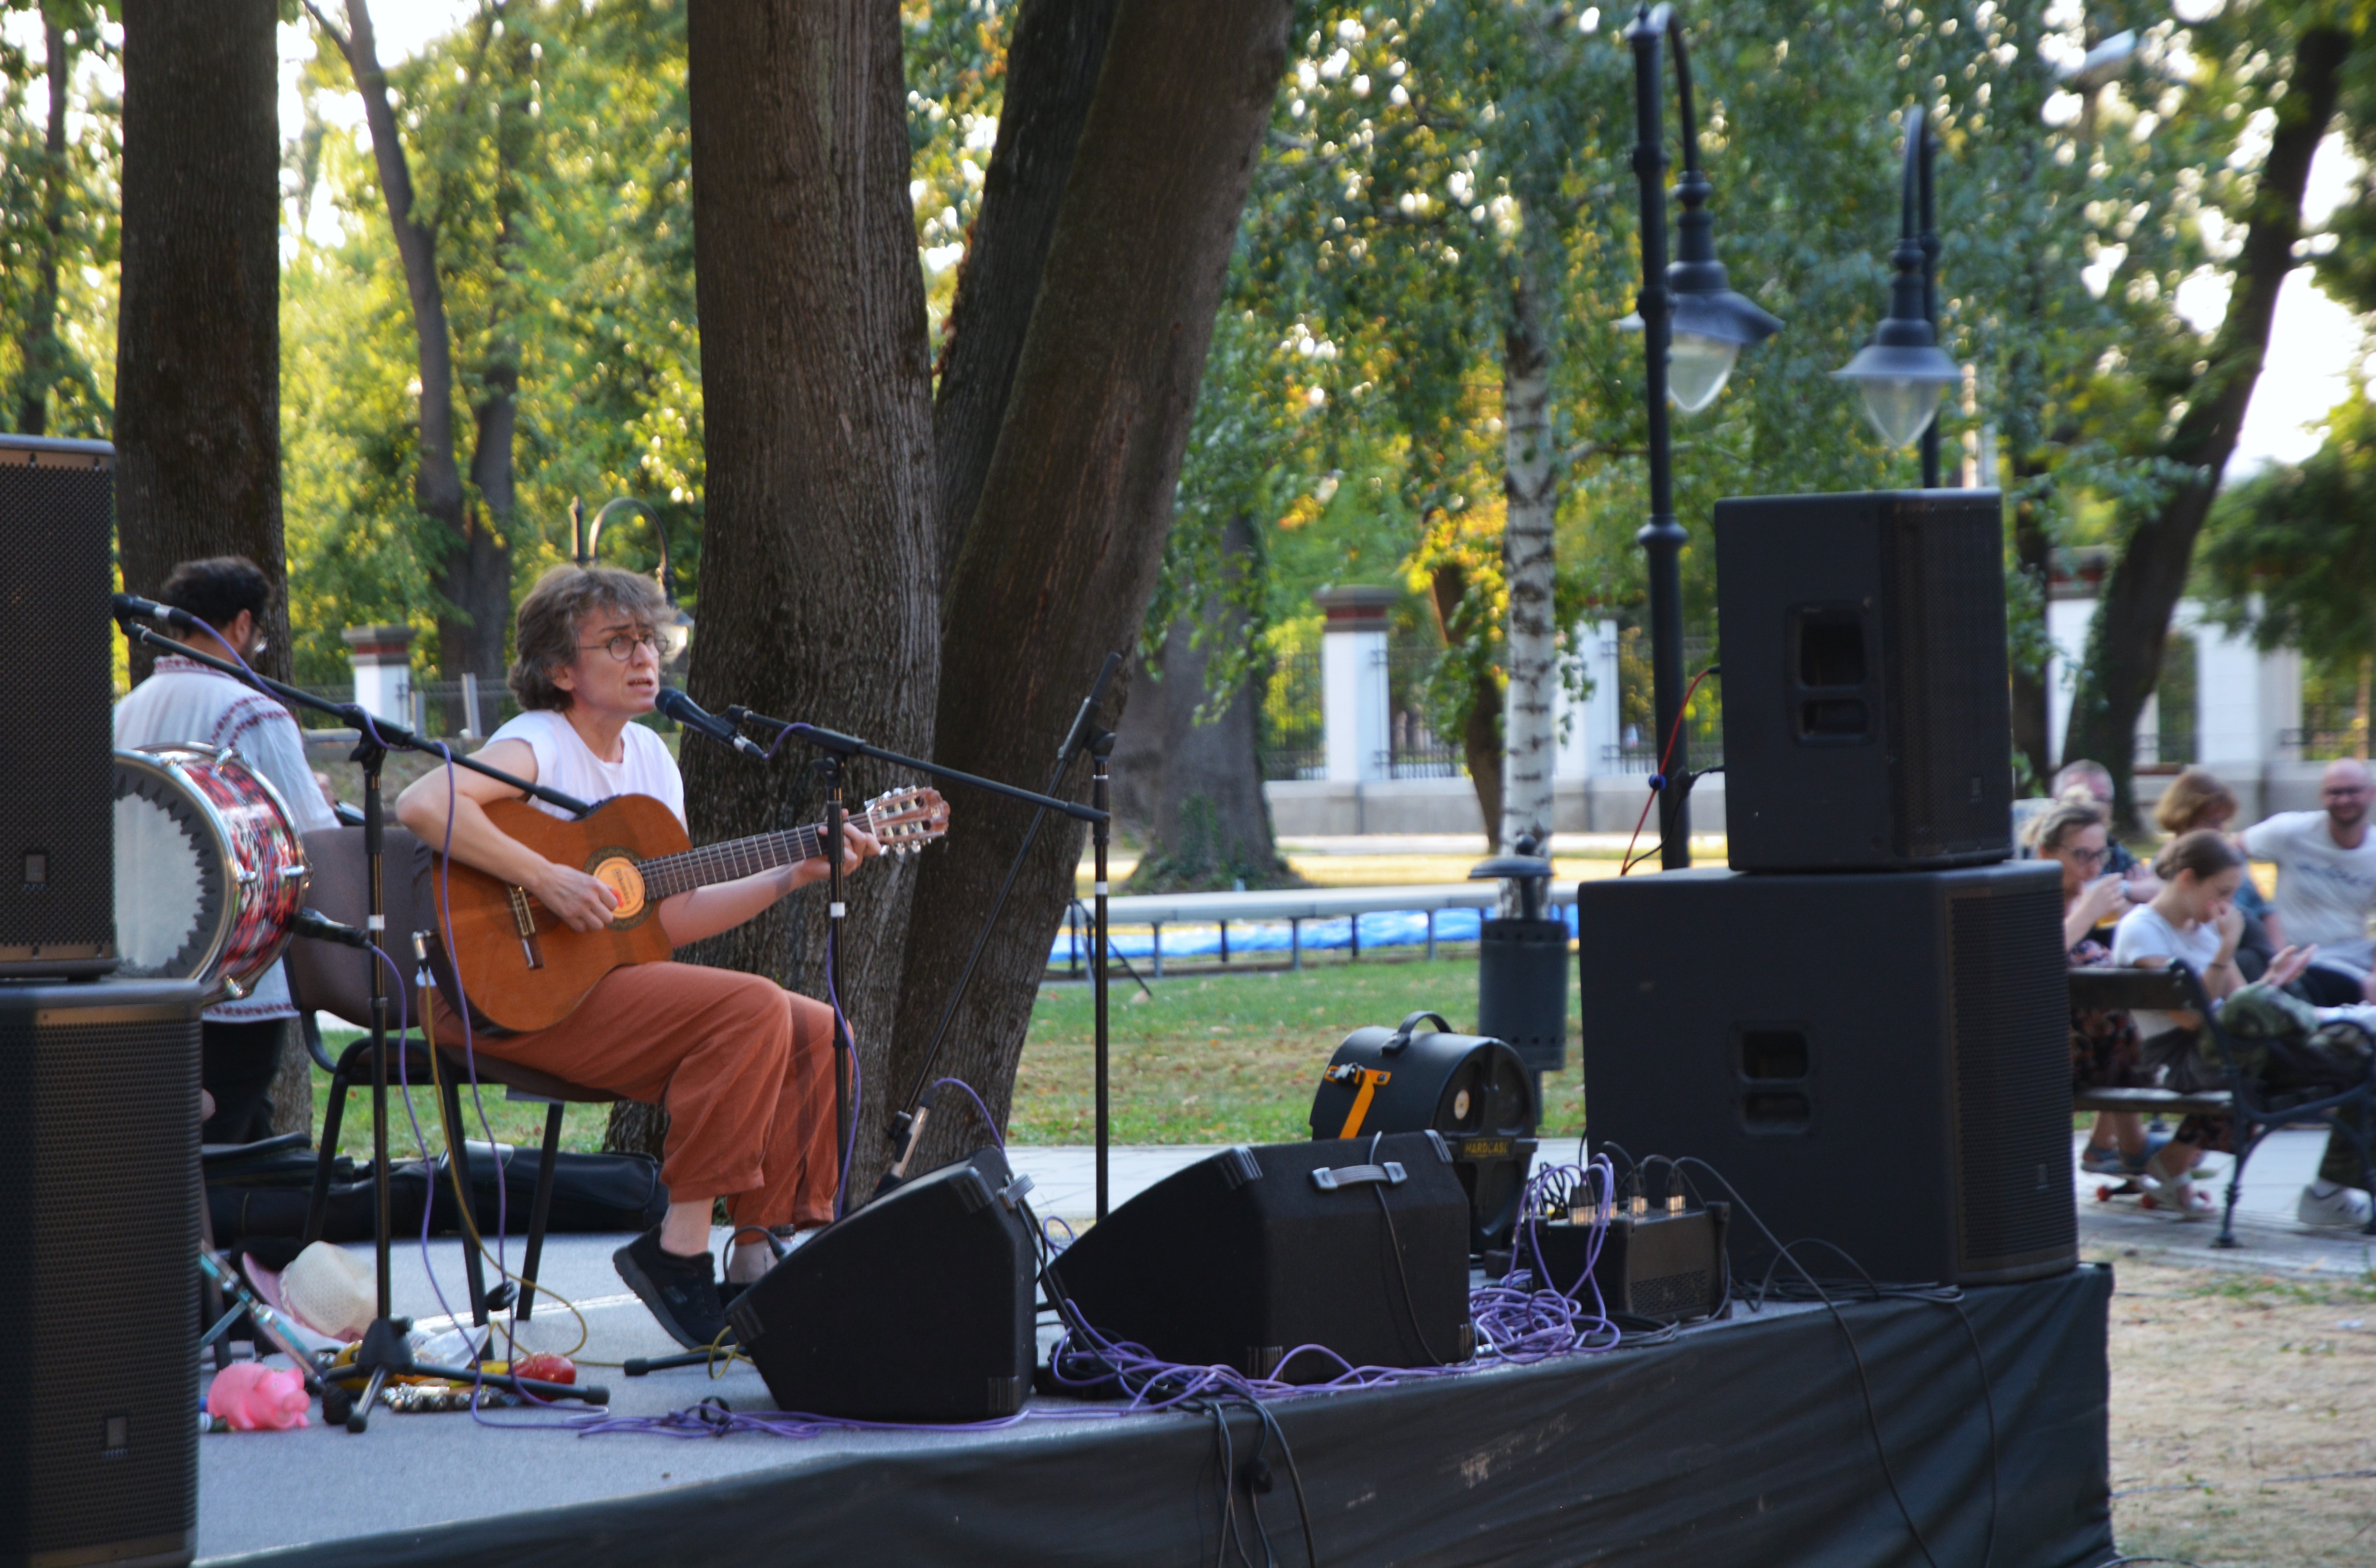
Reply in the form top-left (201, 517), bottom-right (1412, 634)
top-left (2035, 800), bottom-right (2157, 1179)
top-left (2154, 765), bottom-right (2280, 978)
top-left (2241, 758), bottom-right (2376, 1006)
top-left (2053, 758), bottom-right (2160, 899)
top-left (2111, 832), bottom-right (2363, 1222)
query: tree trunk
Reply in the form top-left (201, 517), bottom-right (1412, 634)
top-left (13, 16), bottom-right (70, 436)
top-left (1111, 515), bottom-right (1288, 892)
top-left (2063, 25), bottom-right (2351, 823)
top-left (115, 0), bottom-right (288, 685)
top-left (268, 1022), bottom-right (314, 1147)
top-left (930, 0), bottom-right (1118, 588)
top-left (312, 0), bottom-right (480, 674)
top-left (1431, 561), bottom-right (1503, 846)
top-left (671, 1), bottom-right (940, 1168)
top-left (878, 0), bottom-right (1293, 1188)
top-left (1498, 269), bottom-right (1556, 859)
top-left (2008, 451), bottom-right (2054, 789)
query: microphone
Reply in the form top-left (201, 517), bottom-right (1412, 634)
top-left (112, 591), bottom-right (202, 632)
top-left (655, 686), bottom-right (765, 758)
top-left (1058, 652), bottom-right (1123, 766)
top-left (291, 909), bottom-right (372, 949)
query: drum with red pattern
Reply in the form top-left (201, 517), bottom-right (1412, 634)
top-left (113, 744), bottom-right (310, 1000)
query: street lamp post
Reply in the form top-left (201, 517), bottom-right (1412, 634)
top-left (1833, 107), bottom-right (1962, 486)
top-left (1622, 4), bottom-right (1781, 870)
top-left (571, 495), bottom-right (694, 664)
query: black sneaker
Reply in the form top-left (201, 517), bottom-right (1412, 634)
top-left (612, 1229), bottom-right (733, 1351)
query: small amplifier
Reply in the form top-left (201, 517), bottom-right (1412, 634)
top-left (1507, 1203), bottom-right (1730, 1325)
top-left (1311, 1011), bottom-right (1538, 1253)
top-left (729, 1146), bottom-right (1037, 1422)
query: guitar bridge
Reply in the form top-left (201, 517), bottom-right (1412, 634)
top-left (506, 885), bottom-right (546, 971)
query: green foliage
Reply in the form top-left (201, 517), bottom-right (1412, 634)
top-left (2200, 383), bottom-right (2376, 661)
top-left (283, 0), bottom-right (701, 681)
top-left (0, 2), bottom-right (120, 437)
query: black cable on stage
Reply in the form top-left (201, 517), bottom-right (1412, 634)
top-left (1369, 1182), bottom-right (1444, 1370)
top-left (1255, 1403), bottom-right (1319, 1568)
top-left (1671, 1155), bottom-right (1999, 1568)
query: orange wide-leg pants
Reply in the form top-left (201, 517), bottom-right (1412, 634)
top-left (432, 963), bottom-right (840, 1229)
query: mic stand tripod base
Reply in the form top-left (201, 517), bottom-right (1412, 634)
top-left (316, 1317), bottom-right (610, 1433)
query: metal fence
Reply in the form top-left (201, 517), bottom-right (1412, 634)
top-left (1260, 651), bottom-right (1325, 781)
top-left (288, 674), bottom-right (524, 739)
top-left (1380, 646), bottom-right (1467, 779)
top-left (2285, 705), bottom-right (2369, 762)
top-left (1600, 630), bottom-right (1722, 774)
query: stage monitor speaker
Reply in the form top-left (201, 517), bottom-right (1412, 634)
top-left (1713, 488), bottom-right (2012, 873)
top-left (1309, 1014), bottom-right (1538, 1255)
top-left (1050, 1134), bottom-right (1474, 1382)
top-left (0, 436), bottom-right (117, 979)
top-left (729, 1145), bottom-right (1037, 1423)
top-left (0, 980), bottom-right (203, 1568)
top-left (1576, 861), bottom-right (2074, 1287)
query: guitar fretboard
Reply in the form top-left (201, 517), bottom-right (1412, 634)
top-left (635, 811), bottom-right (877, 901)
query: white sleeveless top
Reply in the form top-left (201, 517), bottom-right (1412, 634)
top-left (485, 710), bottom-right (685, 828)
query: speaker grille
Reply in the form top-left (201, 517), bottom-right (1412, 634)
top-left (1885, 507), bottom-right (2011, 861)
top-left (1946, 886), bottom-right (2077, 1276)
top-left (0, 449), bottom-right (117, 962)
top-left (0, 989), bottom-right (200, 1561)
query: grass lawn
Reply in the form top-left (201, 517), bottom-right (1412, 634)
top-left (314, 953), bottom-right (1579, 1159)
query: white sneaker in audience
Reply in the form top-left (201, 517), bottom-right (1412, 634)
top-left (2295, 1184), bottom-right (2373, 1229)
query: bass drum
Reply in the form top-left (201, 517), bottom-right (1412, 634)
top-left (112, 744), bottom-right (310, 1000)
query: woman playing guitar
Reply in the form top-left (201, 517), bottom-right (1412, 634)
top-left (395, 564), bottom-right (929, 1351)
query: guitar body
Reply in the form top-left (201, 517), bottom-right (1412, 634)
top-left (428, 795), bottom-right (687, 1034)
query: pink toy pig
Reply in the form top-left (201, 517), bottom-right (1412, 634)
top-left (206, 1363), bottom-right (312, 1431)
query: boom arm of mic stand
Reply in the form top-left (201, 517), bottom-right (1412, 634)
top-left (726, 713), bottom-right (1106, 824)
top-left (117, 620), bottom-right (593, 817)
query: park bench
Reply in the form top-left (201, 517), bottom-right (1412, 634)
top-left (2067, 962), bottom-right (2376, 1246)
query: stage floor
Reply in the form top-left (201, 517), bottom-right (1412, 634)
top-left (198, 1248), bottom-right (2114, 1568)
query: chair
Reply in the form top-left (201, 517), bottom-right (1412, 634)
top-left (285, 824), bottom-right (629, 1325)
top-left (2066, 962), bottom-right (2376, 1247)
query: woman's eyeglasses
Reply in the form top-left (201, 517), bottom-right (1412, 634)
top-left (2065, 845), bottom-right (2110, 867)
top-left (579, 630), bottom-right (662, 661)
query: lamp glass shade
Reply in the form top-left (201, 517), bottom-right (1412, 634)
top-left (1668, 331), bottom-right (1741, 413)
top-left (659, 607), bottom-right (695, 664)
top-left (1855, 377), bottom-right (1947, 449)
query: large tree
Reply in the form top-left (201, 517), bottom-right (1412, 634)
top-left (674, 0), bottom-right (1289, 1189)
top-left (114, 0), bottom-right (286, 680)
top-left (2064, 14), bottom-right (2356, 817)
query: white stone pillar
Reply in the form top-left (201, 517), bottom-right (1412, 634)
top-left (342, 624), bottom-right (415, 726)
top-left (1554, 619), bottom-right (1621, 777)
top-left (1316, 586), bottom-right (1395, 783)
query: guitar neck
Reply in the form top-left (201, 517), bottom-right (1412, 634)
top-left (637, 809), bottom-right (873, 900)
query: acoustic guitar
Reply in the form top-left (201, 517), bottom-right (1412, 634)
top-left (424, 787), bottom-right (947, 1033)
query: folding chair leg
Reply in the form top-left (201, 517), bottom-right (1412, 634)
top-left (517, 1102), bottom-right (565, 1323)
top-left (443, 1069), bottom-right (489, 1327)
top-left (303, 1051), bottom-right (360, 1248)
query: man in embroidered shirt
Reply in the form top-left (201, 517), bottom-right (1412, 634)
top-left (114, 556), bottom-right (340, 1142)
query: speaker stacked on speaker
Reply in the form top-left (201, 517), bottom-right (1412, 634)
top-left (729, 1147), bottom-right (1038, 1422)
top-left (0, 980), bottom-right (204, 1568)
top-left (0, 435), bottom-right (118, 980)
top-left (1580, 487), bottom-right (2076, 1288)
top-left (1050, 1134), bottom-right (1474, 1382)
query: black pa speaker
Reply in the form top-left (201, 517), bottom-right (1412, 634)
top-left (728, 1146), bottom-right (1037, 1422)
top-left (1577, 862), bottom-right (2074, 1286)
top-left (1050, 1135), bottom-right (1474, 1382)
top-left (1309, 1013), bottom-right (1537, 1254)
top-left (0, 980), bottom-right (204, 1568)
top-left (0, 435), bottom-right (117, 978)
top-left (1712, 488), bottom-right (2012, 873)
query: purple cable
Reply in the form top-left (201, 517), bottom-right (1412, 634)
top-left (929, 1076), bottom-right (1003, 1147)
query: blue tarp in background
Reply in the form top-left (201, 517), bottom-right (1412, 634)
top-left (1048, 903), bottom-right (1581, 965)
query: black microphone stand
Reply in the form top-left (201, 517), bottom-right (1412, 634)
top-left (726, 654), bottom-right (1118, 1206)
top-left (115, 614), bottom-right (605, 1432)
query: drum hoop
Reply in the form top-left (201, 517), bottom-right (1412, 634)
top-left (114, 747), bottom-right (241, 986)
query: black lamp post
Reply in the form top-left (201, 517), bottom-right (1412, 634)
top-left (1834, 106), bottom-right (1962, 488)
top-left (571, 495), bottom-right (694, 664)
top-left (1623, 3), bottom-right (1782, 870)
